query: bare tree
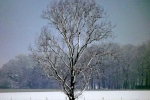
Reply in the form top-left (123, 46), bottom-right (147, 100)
top-left (30, 0), bottom-right (113, 100)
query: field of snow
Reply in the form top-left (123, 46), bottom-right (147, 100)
top-left (0, 90), bottom-right (150, 100)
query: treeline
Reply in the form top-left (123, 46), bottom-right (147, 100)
top-left (0, 41), bottom-right (150, 89)
top-left (0, 55), bottom-right (60, 89)
top-left (89, 41), bottom-right (150, 89)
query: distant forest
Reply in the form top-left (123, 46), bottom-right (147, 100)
top-left (0, 41), bottom-right (150, 89)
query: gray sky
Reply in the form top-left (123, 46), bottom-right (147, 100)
top-left (0, 0), bottom-right (150, 67)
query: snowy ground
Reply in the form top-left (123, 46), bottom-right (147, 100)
top-left (0, 90), bottom-right (150, 100)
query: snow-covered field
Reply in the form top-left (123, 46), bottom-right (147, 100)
top-left (0, 90), bottom-right (150, 100)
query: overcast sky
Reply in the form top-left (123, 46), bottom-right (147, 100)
top-left (0, 0), bottom-right (150, 67)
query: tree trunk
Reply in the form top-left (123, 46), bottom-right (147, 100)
top-left (69, 81), bottom-right (75, 100)
top-left (68, 92), bottom-right (75, 100)
top-left (69, 68), bottom-right (75, 100)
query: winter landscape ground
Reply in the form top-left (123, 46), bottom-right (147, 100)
top-left (0, 90), bottom-right (150, 100)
